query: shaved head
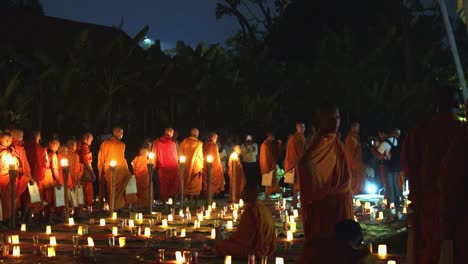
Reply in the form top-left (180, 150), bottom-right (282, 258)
top-left (190, 128), bottom-right (199, 138)
top-left (0, 132), bottom-right (12, 147)
top-left (318, 103), bottom-right (340, 134)
top-left (9, 128), bottom-right (24, 142)
top-left (164, 128), bottom-right (174, 138)
top-left (113, 127), bottom-right (124, 140)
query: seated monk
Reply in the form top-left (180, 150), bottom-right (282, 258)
top-left (296, 219), bottom-right (378, 264)
top-left (215, 183), bottom-right (276, 258)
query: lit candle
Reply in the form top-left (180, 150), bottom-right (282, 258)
top-left (100, 218), bottom-right (106, 226)
top-left (354, 215), bottom-right (358, 222)
top-left (355, 199), bottom-right (361, 207)
top-left (179, 209), bottom-right (184, 217)
top-left (290, 222), bottom-right (297, 232)
top-left (180, 228), bottom-right (186, 237)
top-left (212, 202), bottom-right (216, 209)
top-left (383, 199), bottom-right (388, 206)
top-left (175, 251), bottom-right (184, 262)
top-left (161, 219), bottom-right (168, 228)
top-left (210, 228), bottom-right (216, 239)
top-left (137, 213), bottom-right (143, 221)
top-left (6, 154), bottom-right (17, 170)
top-left (390, 203), bottom-right (395, 209)
top-left (364, 202), bottom-right (371, 210)
top-left (227, 220), bottom-right (233, 230)
top-left (11, 235), bottom-right (19, 244)
top-left (77, 226), bottom-right (83, 236)
top-left (68, 218), bottom-right (75, 225)
top-left (49, 236), bottom-right (57, 246)
top-left (87, 237), bottom-right (95, 247)
top-left (112, 212), bottom-right (117, 220)
top-left (377, 244), bottom-right (387, 258)
top-left (20, 224), bottom-right (26, 232)
top-left (234, 203), bottom-right (239, 210)
top-left (193, 220), bottom-right (199, 229)
top-left (275, 257), bottom-right (285, 264)
top-left (239, 199), bottom-right (244, 208)
top-left (46, 225), bottom-right (52, 235)
top-left (369, 207), bottom-right (375, 213)
top-left (12, 245), bottom-right (20, 257)
top-left (144, 227), bottom-right (151, 238)
top-left (387, 261), bottom-right (396, 264)
top-left (112, 226), bottom-right (118, 236)
top-left (232, 210), bottom-right (238, 221)
top-left (148, 152), bottom-right (155, 163)
top-left (293, 209), bottom-right (299, 218)
top-left (403, 207), bottom-right (407, 214)
top-left (224, 255), bottom-right (232, 264)
top-left (208, 205), bottom-right (212, 212)
top-left (378, 212), bottom-right (384, 220)
top-left (167, 198), bottom-right (173, 205)
top-left (289, 215), bottom-right (295, 223)
top-left (205, 210), bottom-right (210, 219)
top-left (168, 214), bottom-right (174, 222)
top-left (119, 237), bottom-right (126, 247)
top-left (128, 219), bottom-right (134, 227)
top-left (197, 213), bottom-right (203, 222)
top-left (286, 231), bottom-right (293, 242)
top-left (47, 246), bottom-right (56, 257)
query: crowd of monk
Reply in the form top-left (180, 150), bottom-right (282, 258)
top-left (0, 86), bottom-right (466, 263)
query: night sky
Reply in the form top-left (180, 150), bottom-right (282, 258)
top-left (41, 0), bottom-right (239, 49)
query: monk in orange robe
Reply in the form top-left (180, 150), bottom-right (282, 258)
top-left (152, 128), bottom-right (180, 202)
top-left (259, 133), bottom-right (282, 198)
top-left (0, 133), bottom-right (21, 224)
top-left (24, 131), bottom-right (47, 192)
top-left (228, 145), bottom-right (246, 203)
top-left (8, 129), bottom-right (32, 211)
top-left (202, 133), bottom-right (225, 197)
top-left (66, 140), bottom-right (83, 189)
top-left (97, 127), bottom-right (133, 210)
top-left (284, 123), bottom-right (307, 204)
top-left (179, 128), bottom-right (204, 203)
top-left (216, 183), bottom-right (276, 257)
top-left (298, 103), bottom-right (353, 239)
top-left (345, 122), bottom-right (365, 195)
top-left (131, 147), bottom-right (149, 208)
top-left (42, 139), bottom-right (64, 222)
top-left (77, 133), bottom-right (96, 208)
top-left (401, 86), bottom-right (468, 264)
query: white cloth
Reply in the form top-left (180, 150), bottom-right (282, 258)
top-left (241, 143), bottom-right (258, 163)
top-left (377, 137), bottom-right (398, 159)
top-left (219, 149), bottom-right (228, 172)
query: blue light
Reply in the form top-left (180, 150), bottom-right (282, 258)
top-left (365, 182), bottom-right (378, 194)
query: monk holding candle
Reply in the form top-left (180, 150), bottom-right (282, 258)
top-left (402, 86), bottom-right (468, 264)
top-left (259, 132), bottom-right (282, 199)
top-left (43, 138), bottom-right (65, 223)
top-left (0, 132), bottom-right (20, 225)
top-left (66, 140), bottom-right (83, 189)
top-left (24, 131), bottom-right (47, 193)
top-left (345, 122), bottom-right (365, 195)
top-left (284, 123), bottom-right (307, 205)
top-left (202, 133), bottom-right (225, 197)
top-left (97, 127), bottom-right (133, 210)
top-left (152, 128), bottom-right (180, 202)
top-left (215, 183), bottom-right (276, 257)
top-left (179, 128), bottom-right (204, 204)
top-left (228, 145), bottom-right (245, 203)
top-left (77, 133), bottom-right (96, 209)
top-left (131, 147), bottom-right (150, 208)
top-left (298, 103), bottom-right (353, 239)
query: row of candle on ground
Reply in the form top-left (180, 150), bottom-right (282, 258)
top-left (355, 199), bottom-right (409, 212)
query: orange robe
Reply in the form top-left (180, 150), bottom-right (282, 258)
top-left (284, 133), bottom-right (307, 192)
top-left (401, 113), bottom-right (468, 264)
top-left (152, 135), bottom-right (180, 201)
top-left (67, 151), bottom-right (83, 188)
top-left (131, 155), bottom-right (149, 206)
top-left (345, 131), bottom-right (365, 194)
top-left (179, 137), bottom-right (204, 196)
top-left (298, 132), bottom-right (353, 239)
top-left (0, 146), bottom-right (20, 221)
top-left (77, 141), bottom-right (94, 206)
top-left (228, 153), bottom-right (246, 202)
top-left (260, 140), bottom-right (282, 194)
top-left (43, 151), bottom-right (72, 211)
top-left (97, 137), bottom-right (133, 210)
top-left (24, 140), bottom-right (47, 184)
top-left (216, 200), bottom-right (277, 257)
top-left (12, 141), bottom-right (31, 208)
top-left (202, 140), bottom-right (224, 196)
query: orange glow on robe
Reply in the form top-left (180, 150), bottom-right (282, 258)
top-left (228, 153), bottom-right (246, 203)
top-left (202, 140), bottom-right (224, 196)
top-left (131, 155), bottom-right (149, 206)
top-left (24, 140), bottom-right (47, 183)
top-left (298, 132), bottom-right (353, 239)
top-left (77, 141), bottom-right (94, 206)
top-left (259, 140), bottom-right (282, 194)
top-left (284, 133), bottom-right (307, 192)
top-left (97, 137), bottom-right (133, 209)
top-left (216, 200), bottom-right (276, 257)
top-left (179, 137), bottom-right (204, 196)
top-left (152, 135), bottom-right (180, 201)
top-left (67, 151), bottom-right (83, 188)
top-left (0, 146), bottom-right (20, 220)
top-left (12, 141), bottom-right (31, 207)
top-left (345, 131), bottom-right (365, 194)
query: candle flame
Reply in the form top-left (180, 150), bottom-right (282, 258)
top-left (60, 158), bottom-right (69, 167)
top-left (87, 237), bottom-right (95, 247)
top-left (206, 155), bottom-right (214, 163)
top-left (179, 156), bottom-right (186, 163)
top-left (109, 160), bottom-right (117, 167)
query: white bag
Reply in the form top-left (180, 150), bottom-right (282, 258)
top-left (76, 185), bottom-right (85, 205)
top-left (125, 175), bottom-right (138, 195)
top-left (284, 169), bottom-right (295, 184)
top-left (54, 186), bottom-right (65, 207)
top-left (69, 190), bottom-right (79, 207)
top-left (261, 171), bottom-right (273, 187)
top-left (28, 181), bottom-right (42, 203)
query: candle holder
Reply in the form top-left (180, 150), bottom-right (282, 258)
top-left (61, 158), bottom-right (70, 222)
top-left (109, 161), bottom-right (117, 217)
top-left (179, 156), bottom-right (186, 209)
top-left (7, 154), bottom-right (18, 229)
top-left (147, 152), bottom-right (155, 213)
top-left (206, 155), bottom-right (213, 205)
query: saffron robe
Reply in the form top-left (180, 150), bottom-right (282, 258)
top-left (298, 132), bottom-right (354, 239)
top-left (24, 140), bottom-right (47, 183)
top-left (228, 153), bottom-right (246, 202)
top-left (179, 137), bottom-right (204, 196)
top-left (345, 131), bottom-right (365, 194)
top-left (0, 146), bottom-right (20, 220)
top-left (131, 155), bottom-right (149, 206)
top-left (284, 133), bottom-right (307, 192)
top-left (12, 141), bottom-right (31, 207)
top-left (77, 141), bottom-right (94, 206)
top-left (216, 200), bottom-right (277, 257)
top-left (67, 151), bottom-right (83, 188)
top-left (260, 140), bottom-right (282, 194)
top-left (152, 135), bottom-right (180, 201)
top-left (401, 113), bottom-right (468, 264)
top-left (202, 140), bottom-right (225, 196)
top-left (97, 137), bottom-right (133, 210)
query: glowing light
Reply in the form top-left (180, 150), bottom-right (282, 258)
top-left (378, 244), bottom-right (387, 258)
top-left (20, 224), bottom-right (26, 232)
top-left (112, 227), bottom-right (118, 236)
top-left (387, 261), bottom-right (396, 264)
top-left (179, 156), bottom-right (186, 163)
top-left (87, 237), bottom-right (95, 247)
top-left (144, 227), bottom-right (151, 238)
top-left (224, 255), bottom-right (232, 264)
top-left (46, 225), bottom-right (52, 235)
top-left (168, 214), bottom-right (174, 222)
top-left (60, 158), bottom-right (69, 167)
top-left (109, 160), bottom-right (117, 167)
top-left (276, 257), bottom-right (285, 264)
top-left (100, 219), bottom-right (106, 226)
top-left (378, 212), bottom-right (384, 221)
top-left (12, 245), bottom-right (20, 257)
top-left (112, 212), bottom-right (117, 220)
top-left (148, 152), bottom-right (155, 160)
top-left (293, 209), bottom-right (299, 218)
top-left (231, 152), bottom-right (238, 160)
top-left (161, 219), bottom-right (168, 228)
top-left (47, 246), bottom-right (56, 257)
top-left (355, 199), bottom-right (362, 207)
top-left (11, 235), bottom-right (19, 244)
top-left (6, 154), bottom-right (16, 170)
top-left (49, 236), bottom-right (57, 246)
top-left (77, 226), bottom-right (83, 236)
top-left (403, 207), bottom-right (407, 214)
top-left (175, 251), bottom-right (184, 262)
top-left (212, 202), bottom-right (217, 209)
top-left (206, 155), bottom-right (214, 163)
top-left (128, 219), bottom-right (134, 227)
top-left (205, 210), bottom-right (210, 219)
top-left (232, 210), bottom-right (238, 221)
top-left (227, 220), bottom-right (233, 230)
top-left (366, 182), bottom-right (378, 194)
top-left (290, 222), bottom-right (297, 232)
top-left (289, 215), bottom-right (295, 223)
top-left (119, 237), bottom-right (126, 247)
top-left (239, 199), bottom-right (244, 208)
top-left (180, 228), bottom-right (186, 237)
top-left (68, 218), bottom-right (75, 226)
top-left (210, 228), bottom-right (216, 239)
top-left (167, 198), bottom-right (173, 205)
top-left (286, 231), bottom-right (293, 242)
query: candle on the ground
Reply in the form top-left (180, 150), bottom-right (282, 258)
top-left (20, 224), bottom-right (26, 232)
top-left (378, 244), bottom-right (387, 258)
top-left (205, 210), bottom-right (210, 219)
top-left (12, 245), bottom-right (20, 257)
top-left (112, 212), bottom-right (117, 220)
top-left (234, 203), bottom-right (239, 210)
top-left (383, 199), bottom-right (388, 206)
top-left (286, 231), bottom-right (293, 242)
top-left (47, 246), bottom-right (56, 257)
top-left (87, 237), bottom-right (94, 247)
top-left (232, 210), bottom-right (238, 221)
top-left (100, 218), bottom-right (106, 226)
top-left (390, 203), bottom-right (395, 209)
top-left (49, 236), bottom-right (57, 246)
top-left (355, 199), bottom-right (361, 207)
top-left (168, 214), bottom-right (174, 222)
top-left (227, 220), bottom-right (233, 230)
top-left (175, 251), bottom-right (183, 262)
top-left (194, 220), bottom-right (199, 229)
top-left (128, 219), bottom-right (134, 227)
top-left (364, 202), bottom-right (371, 210)
top-left (210, 228), bottom-right (216, 239)
top-left (403, 207), bottom-right (407, 214)
top-left (77, 226), bottom-right (83, 235)
top-left (289, 215), bottom-right (295, 223)
top-left (46, 225), bottom-right (52, 235)
top-left (162, 219), bottom-right (168, 228)
top-left (276, 257), bottom-right (285, 264)
top-left (239, 199), bottom-right (244, 208)
top-left (167, 198), bottom-right (173, 205)
top-left (144, 227), bottom-right (151, 238)
top-left (11, 235), bottom-right (19, 244)
top-left (119, 237), bottom-right (126, 247)
top-left (180, 228), bottom-right (186, 237)
top-left (224, 255), bottom-right (232, 264)
top-left (387, 261), bottom-right (396, 264)
top-left (179, 209), bottom-right (184, 217)
top-left (290, 222), bottom-right (297, 232)
top-left (69, 218), bottom-right (75, 225)
top-left (354, 215), bottom-right (358, 222)
top-left (293, 209), bottom-right (299, 218)
top-left (112, 226), bottom-right (118, 236)
top-left (208, 205), bottom-right (212, 212)
top-left (378, 212), bottom-right (384, 221)
top-left (197, 213), bottom-right (203, 222)
top-left (138, 213), bottom-right (143, 221)
top-left (212, 202), bottom-right (216, 209)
